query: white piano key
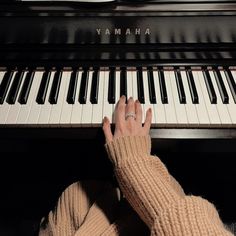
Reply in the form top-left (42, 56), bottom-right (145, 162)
top-left (192, 70), bottom-right (210, 126)
top-left (134, 69), bottom-right (146, 123)
top-left (102, 70), bottom-right (113, 122)
top-left (38, 71), bottom-right (55, 125)
top-left (220, 70), bottom-right (236, 125)
top-left (49, 71), bottom-right (69, 126)
top-left (0, 71), bottom-right (6, 84)
top-left (209, 70), bottom-right (232, 126)
top-left (127, 70), bottom-right (133, 100)
top-left (92, 70), bottom-right (105, 126)
top-left (6, 71), bottom-right (28, 125)
top-left (126, 70), bottom-right (135, 119)
top-left (181, 70), bottom-right (199, 126)
top-left (17, 71), bottom-right (43, 125)
top-left (132, 69), bottom-right (146, 123)
top-left (110, 70), bottom-right (117, 124)
top-left (60, 71), bottom-right (73, 127)
top-left (116, 70), bottom-right (120, 103)
top-left (132, 71), bottom-right (138, 101)
top-left (143, 70), bottom-right (155, 124)
top-left (196, 70), bottom-right (221, 126)
top-left (132, 69), bottom-right (145, 123)
top-left (0, 71), bottom-right (17, 124)
top-left (163, 70), bottom-right (177, 126)
top-left (169, 70), bottom-right (188, 126)
top-left (152, 70), bottom-right (166, 127)
top-left (70, 71), bottom-right (83, 127)
top-left (112, 69), bottom-right (121, 123)
top-left (81, 70), bottom-right (93, 126)
top-left (27, 71), bottom-right (47, 125)
top-left (115, 70), bottom-right (121, 103)
top-left (230, 68), bottom-right (236, 83)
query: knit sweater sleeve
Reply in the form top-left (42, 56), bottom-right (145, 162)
top-left (105, 135), bottom-right (233, 236)
top-left (39, 180), bottom-right (115, 236)
top-left (143, 154), bottom-right (185, 198)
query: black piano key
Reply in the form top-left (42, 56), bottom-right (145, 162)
top-left (120, 68), bottom-right (127, 99)
top-left (36, 70), bottom-right (51, 104)
top-left (137, 67), bottom-right (145, 104)
top-left (90, 69), bottom-right (100, 104)
top-left (108, 68), bottom-right (115, 104)
top-left (79, 69), bottom-right (89, 104)
top-left (175, 69), bottom-right (186, 104)
top-left (213, 69), bottom-right (229, 104)
top-left (147, 68), bottom-right (156, 104)
top-left (0, 70), bottom-right (14, 104)
top-left (18, 70), bottom-right (34, 104)
top-left (224, 69), bottom-right (236, 103)
top-left (186, 69), bottom-right (199, 104)
top-left (67, 70), bottom-right (78, 104)
top-left (7, 70), bottom-right (24, 104)
top-left (49, 70), bottom-right (62, 104)
top-left (203, 69), bottom-right (217, 104)
top-left (158, 69), bottom-right (168, 104)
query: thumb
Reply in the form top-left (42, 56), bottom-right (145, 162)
top-left (102, 117), bottom-right (113, 143)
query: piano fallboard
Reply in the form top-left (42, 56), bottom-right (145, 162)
top-left (1, 2), bottom-right (236, 65)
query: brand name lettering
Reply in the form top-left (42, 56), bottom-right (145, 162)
top-left (96, 28), bottom-right (151, 36)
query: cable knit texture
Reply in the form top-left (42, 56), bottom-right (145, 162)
top-left (39, 136), bottom-right (233, 236)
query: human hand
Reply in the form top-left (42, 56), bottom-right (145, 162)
top-left (103, 96), bottom-right (152, 143)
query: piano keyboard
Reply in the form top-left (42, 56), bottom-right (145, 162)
top-left (0, 66), bottom-right (236, 127)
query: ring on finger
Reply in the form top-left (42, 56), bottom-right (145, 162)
top-left (125, 112), bottom-right (136, 120)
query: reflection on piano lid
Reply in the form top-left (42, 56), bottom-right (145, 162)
top-left (20, 0), bottom-right (115, 2)
top-left (16, 0), bottom-right (236, 2)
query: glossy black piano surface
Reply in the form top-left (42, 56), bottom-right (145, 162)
top-left (1, 1), bottom-right (236, 145)
top-left (0, 1), bottom-right (236, 235)
top-left (1, 1), bottom-right (236, 66)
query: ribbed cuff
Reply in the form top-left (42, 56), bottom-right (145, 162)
top-left (105, 136), bottom-right (151, 167)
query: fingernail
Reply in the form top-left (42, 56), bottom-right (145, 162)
top-left (121, 95), bottom-right (126, 100)
top-left (149, 108), bottom-right (152, 113)
top-left (129, 97), bottom-right (133, 101)
top-left (135, 100), bottom-right (140, 104)
top-left (103, 116), bottom-right (108, 123)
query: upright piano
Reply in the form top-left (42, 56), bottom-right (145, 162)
top-left (0, 2), bottom-right (236, 233)
top-left (0, 0), bottom-right (236, 151)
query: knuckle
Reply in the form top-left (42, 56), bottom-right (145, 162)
top-left (118, 103), bottom-right (126, 109)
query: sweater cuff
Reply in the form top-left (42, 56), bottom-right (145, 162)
top-left (105, 136), bottom-right (151, 167)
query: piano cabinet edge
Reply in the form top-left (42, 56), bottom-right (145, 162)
top-left (0, 127), bottom-right (236, 139)
top-left (0, 128), bottom-right (235, 152)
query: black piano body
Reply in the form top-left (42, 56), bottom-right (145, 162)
top-left (0, 2), bottom-right (236, 234)
top-left (0, 1), bottom-right (236, 151)
top-left (1, 1), bottom-right (236, 67)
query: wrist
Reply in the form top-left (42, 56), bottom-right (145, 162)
top-left (105, 135), bottom-right (151, 167)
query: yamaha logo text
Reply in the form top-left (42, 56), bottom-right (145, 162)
top-left (96, 28), bottom-right (151, 36)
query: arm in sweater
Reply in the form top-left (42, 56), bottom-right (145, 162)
top-left (39, 180), bottom-right (118, 236)
top-left (105, 135), bottom-right (233, 236)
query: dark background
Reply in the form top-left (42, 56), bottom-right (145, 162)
top-left (0, 138), bottom-right (235, 236)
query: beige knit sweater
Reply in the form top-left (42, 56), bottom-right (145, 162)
top-left (39, 136), bottom-right (233, 236)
